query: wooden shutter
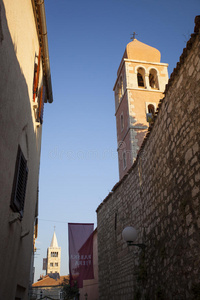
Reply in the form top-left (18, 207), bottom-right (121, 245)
top-left (33, 47), bottom-right (41, 102)
top-left (38, 85), bottom-right (45, 124)
top-left (10, 146), bottom-right (28, 218)
top-left (34, 217), bottom-right (38, 239)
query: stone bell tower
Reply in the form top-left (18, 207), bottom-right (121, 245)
top-left (113, 38), bottom-right (169, 179)
top-left (46, 230), bottom-right (61, 275)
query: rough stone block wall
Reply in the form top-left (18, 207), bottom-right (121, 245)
top-left (97, 17), bottom-right (200, 300)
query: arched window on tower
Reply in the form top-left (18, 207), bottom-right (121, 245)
top-left (118, 76), bottom-right (124, 101)
top-left (146, 104), bottom-right (155, 123)
top-left (137, 68), bottom-right (145, 88)
top-left (148, 104), bottom-right (155, 115)
top-left (149, 69), bottom-right (159, 89)
top-left (120, 76), bottom-right (124, 96)
top-left (118, 83), bottom-right (122, 101)
top-left (120, 113), bottom-right (124, 131)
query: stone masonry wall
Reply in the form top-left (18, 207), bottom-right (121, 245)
top-left (97, 17), bottom-right (200, 300)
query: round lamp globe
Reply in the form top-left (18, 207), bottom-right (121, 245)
top-left (122, 226), bottom-right (138, 243)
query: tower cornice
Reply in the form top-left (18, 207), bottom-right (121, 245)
top-left (124, 58), bottom-right (168, 66)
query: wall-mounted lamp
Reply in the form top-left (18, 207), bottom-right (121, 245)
top-left (84, 293), bottom-right (88, 300)
top-left (122, 226), bottom-right (146, 249)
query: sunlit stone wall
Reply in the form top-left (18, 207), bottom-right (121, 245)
top-left (97, 16), bottom-right (200, 300)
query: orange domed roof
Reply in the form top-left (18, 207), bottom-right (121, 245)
top-left (124, 39), bottom-right (161, 63)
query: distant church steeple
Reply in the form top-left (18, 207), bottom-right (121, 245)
top-left (113, 38), bottom-right (169, 179)
top-left (50, 231), bottom-right (59, 248)
top-left (46, 230), bottom-right (61, 275)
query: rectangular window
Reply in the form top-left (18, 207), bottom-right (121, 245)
top-left (50, 263), bottom-right (53, 267)
top-left (10, 146), bottom-right (28, 218)
top-left (55, 263), bottom-right (58, 267)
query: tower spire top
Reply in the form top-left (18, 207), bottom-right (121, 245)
top-left (50, 231), bottom-right (58, 248)
top-left (130, 32), bottom-right (138, 41)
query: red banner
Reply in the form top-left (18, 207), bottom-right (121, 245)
top-left (68, 223), bottom-right (94, 288)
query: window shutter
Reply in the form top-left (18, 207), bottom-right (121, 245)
top-left (10, 146), bottom-right (28, 218)
top-left (33, 47), bottom-right (41, 102)
top-left (38, 85), bottom-right (45, 124)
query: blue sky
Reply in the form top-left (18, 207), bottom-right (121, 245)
top-left (34, 0), bottom-right (200, 281)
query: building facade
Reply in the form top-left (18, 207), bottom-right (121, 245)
top-left (0, 0), bottom-right (53, 299)
top-left (47, 231), bottom-right (61, 275)
top-left (32, 275), bottom-right (69, 300)
top-left (97, 16), bottom-right (200, 299)
top-left (114, 38), bottom-right (168, 179)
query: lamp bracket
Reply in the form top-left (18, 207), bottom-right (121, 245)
top-left (127, 242), bottom-right (146, 249)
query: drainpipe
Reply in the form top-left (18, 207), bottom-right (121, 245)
top-left (36, 0), bottom-right (53, 103)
